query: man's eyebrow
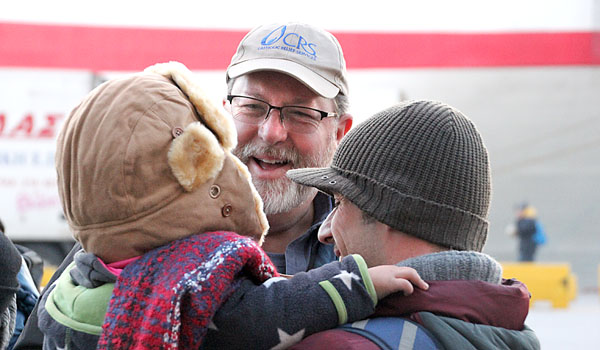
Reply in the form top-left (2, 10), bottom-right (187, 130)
top-left (237, 91), bottom-right (317, 107)
top-left (234, 91), bottom-right (266, 100)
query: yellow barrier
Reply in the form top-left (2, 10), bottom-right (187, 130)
top-left (501, 262), bottom-right (577, 308)
top-left (41, 265), bottom-right (58, 289)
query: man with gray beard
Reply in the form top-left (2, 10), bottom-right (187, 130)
top-left (224, 22), bottom-right (353, 274)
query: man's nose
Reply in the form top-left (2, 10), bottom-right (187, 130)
top-left (258, 109), bottom-right (288, 144)
top-left (318, 211), bottom-right (335, 244)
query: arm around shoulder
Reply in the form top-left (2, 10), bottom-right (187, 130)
top-left (202, 254), bottom-right (378, 349)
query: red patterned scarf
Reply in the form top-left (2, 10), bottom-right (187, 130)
top-left (97, 231), bottom-right (278, 349)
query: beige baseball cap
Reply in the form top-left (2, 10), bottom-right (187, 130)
top-left (226, 22), bottom-right (348, 98)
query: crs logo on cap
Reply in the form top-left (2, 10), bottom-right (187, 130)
top-left (260, 25), bottom-right (317, 57)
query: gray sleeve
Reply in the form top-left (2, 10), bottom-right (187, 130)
top-left (1, 294), bottom-right (17, 350)
top-left (202, 254), bottom-right (377, 350)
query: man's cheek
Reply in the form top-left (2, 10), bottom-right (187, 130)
top-left (234, 121), bottom-right (256, 144)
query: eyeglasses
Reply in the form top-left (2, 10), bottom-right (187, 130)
top-left (226, 95), bottom-right (337, 134)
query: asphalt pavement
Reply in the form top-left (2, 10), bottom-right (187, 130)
top-left (525, 291), bottom-right (600, 349)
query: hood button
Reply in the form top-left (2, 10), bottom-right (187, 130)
top-left (172, 127), bottom-right (184, 138)
top-left (209, 185), bottom-right (221, 198)
top-left (222, 204), bottom-right (233, 217)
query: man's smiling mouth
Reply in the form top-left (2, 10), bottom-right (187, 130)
top-left (253, 157), bottom-right (290, 170)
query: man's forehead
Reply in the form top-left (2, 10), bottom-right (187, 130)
top-left (234, 71), bottom-right (305, 88)
top-left (233, 71), bottom-right (332, 103)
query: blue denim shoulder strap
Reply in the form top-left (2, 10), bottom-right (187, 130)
top-left (340, 317), bottom-right (440, 350)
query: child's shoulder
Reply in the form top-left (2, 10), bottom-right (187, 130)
top-left (43, 262), bottom-right (114, 336)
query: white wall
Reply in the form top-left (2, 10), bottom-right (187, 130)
top-left (1, 0), bottom-right (597, 31)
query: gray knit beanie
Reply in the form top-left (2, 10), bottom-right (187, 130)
top-left (287, 100), bottom-right (491, 251)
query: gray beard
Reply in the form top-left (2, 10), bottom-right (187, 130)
top-left (252, 175), bottom-right (317, 215)
top-left (234, 134), bottom-right (336, 215)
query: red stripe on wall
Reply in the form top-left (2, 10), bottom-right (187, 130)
top-left (340, 31), bottom-right (600, 68)
top-left (1, 22), bottom-right (599, 70)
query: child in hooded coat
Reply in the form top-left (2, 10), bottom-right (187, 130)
top-left (36, 62), bottom-right (427, 350)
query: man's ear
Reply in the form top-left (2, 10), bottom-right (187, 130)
top-left (336, 113), bottom-right (353, 141)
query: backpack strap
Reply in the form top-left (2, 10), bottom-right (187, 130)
top-left (340, 317), bottom-right (440, 350)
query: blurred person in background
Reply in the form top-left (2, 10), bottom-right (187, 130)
top-left (515, 202), bottom-right (546, 262)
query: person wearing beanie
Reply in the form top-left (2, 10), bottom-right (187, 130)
top-left (16, 23), bottom-right (354, 349)
top-left (288, 100), bottom-right (540, 349)
top-left (1, 228), bottom-right (22, 350)
top-left (33, 62), bottom-right (427, 350)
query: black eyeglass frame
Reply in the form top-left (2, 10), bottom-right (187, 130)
top-left (226, 95), bottom-right (338, 121)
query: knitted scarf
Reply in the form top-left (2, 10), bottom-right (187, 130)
top-left (398, 250), bottom-right (503, 283)
top-left (96, 231), bottom-right (278, 350)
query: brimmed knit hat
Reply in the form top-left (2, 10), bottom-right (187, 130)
top-left (56, 62), bottom-right (268, 263)
top-left (288, 100), bottom-right (491, 252)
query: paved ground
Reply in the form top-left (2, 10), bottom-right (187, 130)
top-left (525, 291), bottom-right (600, 349)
